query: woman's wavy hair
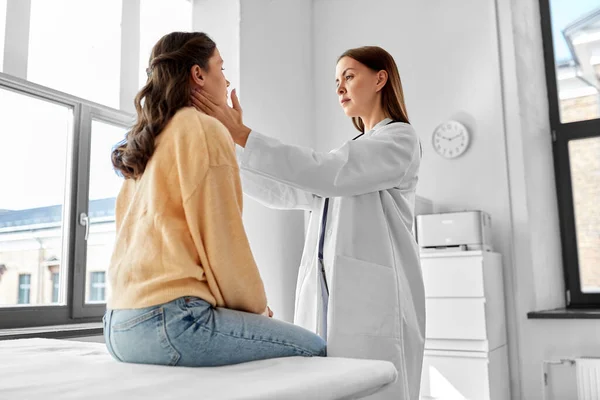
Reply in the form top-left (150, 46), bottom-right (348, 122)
top-left (112, 32), bottom-right (216, 179)
top-left (338, 46), bottom-right (410, 132)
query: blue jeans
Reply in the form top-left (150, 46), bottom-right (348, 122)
top-left (103, 296), bottom-right (327, 367)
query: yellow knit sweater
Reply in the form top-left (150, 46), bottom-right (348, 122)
top-left (107, 107), bottom-right (267, 314)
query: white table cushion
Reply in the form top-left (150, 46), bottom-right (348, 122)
top-left (0, 338), bottom-right (397, 400)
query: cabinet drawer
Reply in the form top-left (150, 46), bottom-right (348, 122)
top-left (425, 298), bottom-right (487, 340)
top-left (421, 255), bottom-right (484, 297)
top-left (420, 346), bottom-right (510, 400)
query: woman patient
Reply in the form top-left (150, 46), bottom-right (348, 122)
top-left (103, 31), bottom-right (326, 367)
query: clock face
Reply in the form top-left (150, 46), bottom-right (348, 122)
top-left (432, 120), bottom-right (470, 159)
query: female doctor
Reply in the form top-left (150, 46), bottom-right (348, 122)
top-left (191, 46), bottom-right (425, 400)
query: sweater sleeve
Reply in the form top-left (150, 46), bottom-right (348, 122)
top-left (183, 164), bottom-right (268, 315)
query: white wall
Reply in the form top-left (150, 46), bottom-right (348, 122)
top-left (2, 0), bottom-right (30, 78)
top-left (119, 0), bottom-right (140, 114)
top-left (313, 0), bottom-right (520, 397)
top-left (192, 0), bottom-right (240, 93)
top-left (238, 0), bottom-right (314, 323)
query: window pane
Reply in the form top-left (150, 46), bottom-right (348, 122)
top-left (84, 120), bottom-right (126, 304)
top-left (0, 87), bottom-right (72, 307)
top-left (0, 0), bottom-right (6, 72)
top-left (89, 271), bottom-right (106, 302)
top-left (139, 0), bottom-right (192, 88)
top-left (18, 274), bottom-right (31, 304)
top-left (550, 0), bottom-right (600, 124)
top-left (569, 136), bottom-right (600, 292)
top-left (28, 0), bottom-right (122, 108)
top-left (51, 273), bottom-right (59, 303)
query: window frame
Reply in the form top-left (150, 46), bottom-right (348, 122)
top-left (71, 104), bottom-right (131, 319)
top-left (0, 73), bottom-right (133, 329)
top-left (539, 0), bottom-right (600, 307)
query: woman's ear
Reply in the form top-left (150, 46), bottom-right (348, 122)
top-left (375, 70), bottom-right (388, 92)
top-left (190, 65), bottom-right (205, 87)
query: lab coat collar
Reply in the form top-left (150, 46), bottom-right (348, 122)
top-left (365, 117), bottom-right (394, 136)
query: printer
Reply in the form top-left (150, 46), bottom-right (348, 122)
top-left (416, 210), bottom-right (493, 252)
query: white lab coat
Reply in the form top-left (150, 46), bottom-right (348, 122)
top-left (237, 118), bottom-right (425, 400)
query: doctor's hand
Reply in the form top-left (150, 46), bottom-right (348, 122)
top-left (190, 88), bottom-right (252, 147)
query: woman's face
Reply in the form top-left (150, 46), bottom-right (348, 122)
top-left (335, 56), bottom-right (380, 117)
top-left (194, 47), bottom-right (230, 105)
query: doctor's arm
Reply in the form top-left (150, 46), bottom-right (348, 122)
top-left (189, 88), bottom-right (419, 197)
top-left (235, 145), bottom-right (318, 211)
top-left (239, 125), bottom-right (420, 198)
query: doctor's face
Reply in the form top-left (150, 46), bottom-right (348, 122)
top-left (335, 56), bottom-right (380, 118)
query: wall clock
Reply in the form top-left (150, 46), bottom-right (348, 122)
top-left (432, 120), bottom-right (470, 159)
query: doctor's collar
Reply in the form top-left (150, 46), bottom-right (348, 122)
top-left (365, 117), bottom-right (394, 135)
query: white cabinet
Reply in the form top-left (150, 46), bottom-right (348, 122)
top-left (419, 251), bottom-right (510, 400)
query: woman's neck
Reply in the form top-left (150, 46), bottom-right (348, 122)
top-left (361, 106), bottom-right (387, 132)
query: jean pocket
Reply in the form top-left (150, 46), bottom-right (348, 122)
top-left (112, 307), bottom-right (163, 331)
top-left (110, 307), bottom-right (181, 366)
top-left (182, 297), bottom-right (211, 308)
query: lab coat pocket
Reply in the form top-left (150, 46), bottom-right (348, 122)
top-left (331, 255), bottom-right (400, 338)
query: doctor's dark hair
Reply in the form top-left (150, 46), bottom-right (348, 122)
top-left (338, 46), bottom-right (410, 132)
top-left (111, 32), bottom-right (216, 179)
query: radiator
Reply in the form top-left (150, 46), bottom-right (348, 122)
top-left (577, 358), bottom-right (600, 400)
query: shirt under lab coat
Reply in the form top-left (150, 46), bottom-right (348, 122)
top-left (236, 118), bottom-right (425, 400)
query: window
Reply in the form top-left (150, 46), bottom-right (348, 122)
top-left (89, 272), bottom-right (106, 303)
top-left (540, 0), bottom-right (600, 306)
top-left (139, 0), bottom-right (192, 88)
top-left (51, 273), bottom-right (60, 304)
top-left (0, 0), bottom-right (192, 329)
top-left (0, 74), bottom-right (132, 329)
top-left (17, 274), bottom-right (31, 305)
top-left (0, 86), bottom-right (72, 308)
top-left (27, 0), bottom-right (122, 108)
top-left (546, 0), bottom-right (600, 124)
